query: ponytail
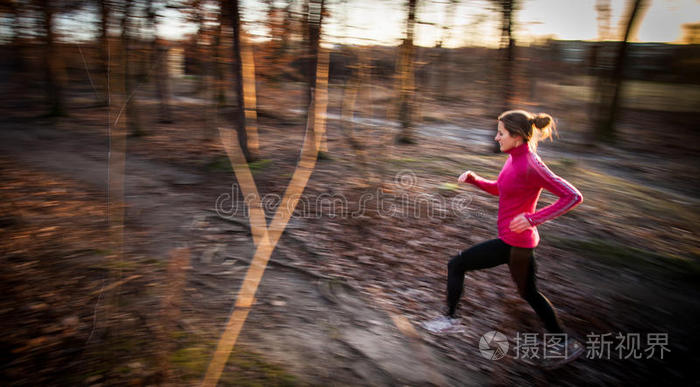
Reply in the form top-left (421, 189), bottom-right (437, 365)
top-left (499, 110), bottom-right (558, 151)
top-left (530, 113), bottom-right (557, 146)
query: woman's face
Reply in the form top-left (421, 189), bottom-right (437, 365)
top-left (495, 121), bottom-right (523, 152)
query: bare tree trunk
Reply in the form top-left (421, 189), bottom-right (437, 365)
top-left (213, 0), bottom-right (226, 106)
top-left (41, 0), bottom-right (66, 117)
top-left (595, 0), bottom-right (647, 143)
top-left (490, 0), bottom-right (517, 152)
top-left (303, 0), bottom-right (327, 155)
top-left (588, 0), bottom-right (611, 144)
top-left (301, 0), bottom-right (310, 55)
top-left (437, 0), bottom-right (458, 98)
top-left (98, 0), bottom-right (110, 106)
top-left (121, 0), bottom-right (143, 136)
top-left (500, 0), bottom-right (515, 114)
top-left (280, 0), bottom-right (294, 53)
top-left (6, 3), bottom-right (20, 69)
top-left (154, 43), bottom-right (173, 123)
top-left (230, 0), bottom-right (253, 161)
top-left (305, 0), bottom-right (324, 108)
top-left (596, 0), bottom-right (612, 41)
top-left (264, 0), bottom-right (277, 54)
top-left (148, 1), bottom-right (173, 124)
top-left (190, 0), bottom-right (207, 95)
top-left (4, 0), bottom-right (26, 93)
top-left (201, 2), bottom-right (220, 138)
top-left (105, 0), bottom-right (128, 345)
top-left (396, 0), bottom-right (417, 144)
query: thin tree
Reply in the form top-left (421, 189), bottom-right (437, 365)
top-left (304, 0), bottom-right (327, 155)
top-left (187, 0), bottom-right (207, 95)
top-left (185, 0), bottom-right (219, 137)
top-left (147, 0), bottom-right (173, 123)
top-left (1, 0), bottom-right (25, 88)
top-left (596, 0), bottom-right (612, 41)
top-left (595, 0), bottom-right (648, 143)
top-left (229, 0), bottom-right (257, 161)
top-left (280, 0), bottom-right (294, 54)
top-left (588, 0), bottom-right (611, 135)
top-left (104, 0), bottom-right (129, 346)
top-left (97, 0), bottom-right (110, 106)
top-left (304, 0), bottom-right (325, 108)
top-left (488, 0), bottom-right (518, 152)
top-left (213, 0), bottom-right (226, 105)
top-left (39, 0), bottom-right (66, 116)
top-left (497, 0), bottom-right (516, 114)
top-left (120, 0), bottom-right (143, 136)
top-left (395, 0), bottom-right (417, 144)
top-left (436, 0), bottom-right (458, 98)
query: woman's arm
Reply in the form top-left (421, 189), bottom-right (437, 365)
top-left (459, 170), bottom-right (499, 196)
top-left (524, 154), bottom-right (583, 226)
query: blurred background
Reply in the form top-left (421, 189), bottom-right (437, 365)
top-left (0, 0), bottom-right (698, 385)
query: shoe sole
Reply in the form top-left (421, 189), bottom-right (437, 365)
top-left (515, 339), bottom-right (585, 369)
top-left (422, 324), bottom-right (465, 335)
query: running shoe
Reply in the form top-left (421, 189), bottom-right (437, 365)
top-left (541, 337), bottom-right (585, 369)
top-left (422, 315), bottom-right (465, 334)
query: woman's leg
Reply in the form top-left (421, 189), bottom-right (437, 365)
top-left (508, 247), bottom-right (564, 333)
top-left (447, 238), bottom-right (511, 317)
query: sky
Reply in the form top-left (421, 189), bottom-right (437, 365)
top-left (315, 0), bottom-right (700, 47)
top-left (518, 0), bottom-right (698, 44)
top-left (38, 0), bottom-right (700, 47)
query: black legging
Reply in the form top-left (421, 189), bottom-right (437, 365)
top-left (447, 238), bottom-right (564, 333)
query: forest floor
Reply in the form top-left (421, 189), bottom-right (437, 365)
top-left (1, 78), bottom-right (699, 386)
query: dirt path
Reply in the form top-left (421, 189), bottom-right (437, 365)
top-left (0, 120), bottom-right (491, 385)
top-left (1, 107), bottom-right (698, 385)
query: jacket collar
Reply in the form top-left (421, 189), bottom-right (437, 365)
top-left (505, 141), bottom-right (531, 156)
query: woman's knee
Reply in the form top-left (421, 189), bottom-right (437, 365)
top-left (447, 253), bottom-right (466, 273)
top-left (447, 253), bottom-right (463, 273)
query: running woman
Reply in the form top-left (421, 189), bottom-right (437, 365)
top-left (423, 110), bottom-right (584, 363)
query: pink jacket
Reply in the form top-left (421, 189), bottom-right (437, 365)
top-left (466, 142), bottom-right (583, 248)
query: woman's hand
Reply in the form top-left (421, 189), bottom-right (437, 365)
top-left (458, 170), bottom-right (473, 183)
top-left (509, 213), bottom-right (533, 233)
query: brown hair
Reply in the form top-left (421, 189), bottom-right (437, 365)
top-left (498, 110), bottom-right (557, 150)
